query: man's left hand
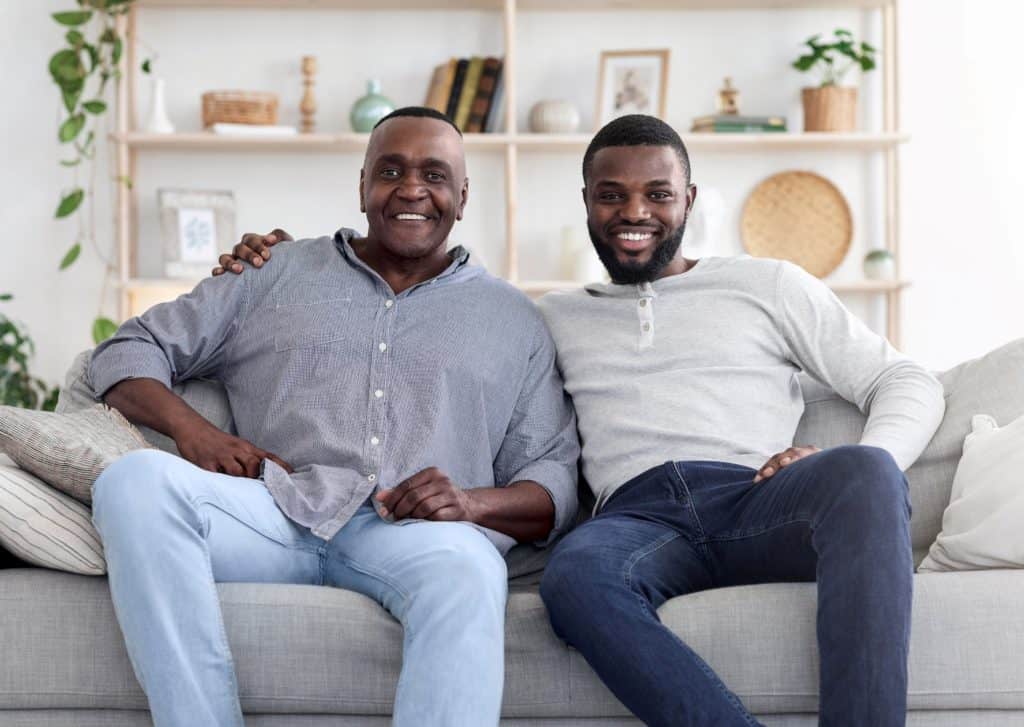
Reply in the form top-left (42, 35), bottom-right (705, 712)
top-left (376, 467), bottom-right (480, 522)
top-left (753, 445), bottom-right (821, 483)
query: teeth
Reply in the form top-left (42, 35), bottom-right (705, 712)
top-left (617, 232), bottom-right (653, 241)
top-left (395, 213), bottom-right (428, 220)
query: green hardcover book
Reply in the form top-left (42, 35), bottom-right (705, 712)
top-left (691, 122), bottom-right (788, 133)
top-left (454, 56), bottom-right (484, 131)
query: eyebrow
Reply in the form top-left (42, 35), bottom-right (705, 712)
top-left (594, 178), bottom-right (676, 188)
top-left (376, 154), bottom-right (455, 174)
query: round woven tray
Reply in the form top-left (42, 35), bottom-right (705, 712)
top-left (740, 170), bottom-right (852, 278)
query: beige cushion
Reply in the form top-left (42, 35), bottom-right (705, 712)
top-left (919, 412), bottom-right (1024, 572)
top-left (0, 404), bottom-right (150, 503)
top-left (0, 463), bottom-right (105, 575)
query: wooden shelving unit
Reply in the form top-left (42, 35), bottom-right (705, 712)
top-left (116, 0), bottom-right (905, 342)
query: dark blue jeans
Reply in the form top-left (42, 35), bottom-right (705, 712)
top-left (540, 445), bottom-right (912, 727)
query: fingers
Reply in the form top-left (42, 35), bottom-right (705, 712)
top-left (269, 228), bottom-right (293, 242)
top-left (376, 467), bottom-right (438, 512)
top-left (753, 446), bottom-right (821, 483)
top-left (263, 452), bottom-right (294, 474)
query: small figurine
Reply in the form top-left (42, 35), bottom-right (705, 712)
top-left (300, 55), bottom-right (317, 133)
top-left (718, 77), bottom-right (740, 115)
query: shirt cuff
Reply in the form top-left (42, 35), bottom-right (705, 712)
top-left (89, 343), bottom-right (174, 399)
top-left (507, 460), bottom-right (578, 548)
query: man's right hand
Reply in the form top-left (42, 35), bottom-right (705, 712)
top-left (173, 419), bottom-right (294, 477)
top-left (212, 228), bottom-right (293, 277)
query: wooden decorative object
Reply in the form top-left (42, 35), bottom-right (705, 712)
top-left (718, 77), bottom-right (739, 115)
top-left (801, 86), bottom-right (857, 132)
top-left (300, 55), bottom-right (317, 134)
top-left (201, 91), bottom-right (278, 127)
top-left (740, 170), bottom-right (852, 279)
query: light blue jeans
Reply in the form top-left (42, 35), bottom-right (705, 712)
top-left (91, 449), bottom-right (508, 727)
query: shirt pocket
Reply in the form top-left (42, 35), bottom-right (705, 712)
top-left (272, 297), bottom-right (353, 352)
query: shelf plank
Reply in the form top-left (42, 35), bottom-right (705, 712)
top-left (114, 131), bottom-right (909, 153)
top-left (138, 0), bottom-right (891, 9)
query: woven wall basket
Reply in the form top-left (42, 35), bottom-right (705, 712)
top-left (740, 170), bottom-right (852, 279)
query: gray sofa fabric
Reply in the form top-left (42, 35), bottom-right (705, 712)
top-left (2, 338), bottom-right (1022, 725)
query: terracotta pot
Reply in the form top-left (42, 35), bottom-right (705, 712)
top-left (801, 86), bottom-right (858, 132)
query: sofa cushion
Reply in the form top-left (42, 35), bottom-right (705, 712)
top-left (0, 464), bottom-right (104, 575)
top-left (0, 405), bottom-right (150, 504)
top-left (796, 338), bottom-right (1024, 565)
top-left (1, 570), bottom-right (1021, 717)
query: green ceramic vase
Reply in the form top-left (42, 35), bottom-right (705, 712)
top-left (350, 79), bottom-right (395, 133)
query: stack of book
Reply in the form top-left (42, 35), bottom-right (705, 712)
top-left (690, 114), bottom-right (787, 133)
top-left (423, 57), bottom-right (505, 133)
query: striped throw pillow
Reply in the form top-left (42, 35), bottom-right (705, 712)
top-left (0, 463), bottom-right (105, 575)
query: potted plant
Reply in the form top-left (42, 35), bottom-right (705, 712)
top-left (0, 294), bottom-right (59, 411)
top-left (792, 29), bottom-right (876, 132)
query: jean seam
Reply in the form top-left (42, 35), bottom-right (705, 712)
top-left (669, 462), bottom-right (709, 542)
top-left (190, 494), bottom-right (321, 554)
top-left (333, 554), bottom-right (411, 605)
top-left (708, 516), bottom-right (814, 543)
top-left (622, 530), bottom-right (682, 595)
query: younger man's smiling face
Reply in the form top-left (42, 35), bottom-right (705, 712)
top-left (583, 144), bottom-right (695, 284)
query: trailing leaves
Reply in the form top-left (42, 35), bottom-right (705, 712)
top-left (0, 304), bottom-right (59, 411)
top-left (58, 113), bottom-right (86, 142)
top-left (91, 317), bottom-right (119, 344)
top-left (52, 11), bottom-right (93, 27)
top-left (59, 243), bottom-right (82, 270)
top-left (56, 188), bottom-right (84, 218)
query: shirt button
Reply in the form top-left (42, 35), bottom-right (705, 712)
top-left (642, 322), bottom-right (651, 332)
top-left (368, 474), bottom-right (377, 483)
top-left (384, 300), bottom-right (394, 309)
top-left (639, 299), bottom-right (647, 307)
top-left (370, 436), bottom-right (380, 445)
top-left (379, 342), bottom-right (387, 352)
top-left (374, 389), bottom-right (383, 398)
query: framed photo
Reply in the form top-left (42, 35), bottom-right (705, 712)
top-left (596, 49), bottom-right (670, 129)
top-left (157, 189), bottom-right (236, 279)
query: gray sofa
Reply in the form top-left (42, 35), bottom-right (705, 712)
top-left (2, 340), bottom-right (1023, 726)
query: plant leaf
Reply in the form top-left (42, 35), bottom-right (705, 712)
top-left (65, 29), bottom-right (85, 47)
top-left (82, 99), bottom-right (106, 114)
top-left (49, 49), bottom-right (85, 83)
top-left (112, 37), bottom-right (123, 65)
top-left (91, 317), bottom-right (119, 344)
top-left (58, 113), bottom-right (86, 142)
top-left (141, 58), bottom-right (151, 74)
top-left (59, 158), bottom-right (81, 167)
top-left (59, 243), bottom-right (82, 270)
top-left (0, 294), bottom-right (12, 302)
top-left (55, 188), bottom-right (84, 218)
top-left (118, 175), bottom-right (133, 189)
top-left (52, 11), bottom-right (93, 27)
top-left (61, 85), bottom-right (82, 113)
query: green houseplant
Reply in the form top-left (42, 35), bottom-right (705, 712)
top-left (792, 29), bottom-right (877, 132)
top-left (0, 294), bottom-right (60, 412)
top-left (49, 0), bottom-right (137, 344)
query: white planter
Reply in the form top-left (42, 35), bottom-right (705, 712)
top-left (529, 100), bottom-right (580, 134)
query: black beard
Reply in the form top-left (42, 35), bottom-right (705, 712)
top-left (588, 218), bottom-right (688, 285)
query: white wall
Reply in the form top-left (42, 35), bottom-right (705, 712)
top-left (1, 0), bottom-right (1022, 387)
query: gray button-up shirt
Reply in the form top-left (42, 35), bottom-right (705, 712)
top-left (90, 229), bottom-right (579, 554)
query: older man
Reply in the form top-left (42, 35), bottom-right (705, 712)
top-left (89, 107), bottom-right (578, 727)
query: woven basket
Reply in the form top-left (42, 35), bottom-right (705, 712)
top-left (740, 170), bottom-right (852, 279)
top-left (202, 91), bottom-right (278, 127)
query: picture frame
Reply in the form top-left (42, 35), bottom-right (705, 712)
top-left (157, 188), bottom-right (236, 279)
top-left (596, 49), bottom-right (671, 129)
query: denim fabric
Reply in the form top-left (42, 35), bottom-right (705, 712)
top-left (92, 449), bottom-right (507, 727)
top-left (540, 445), bottom-right (912, 727)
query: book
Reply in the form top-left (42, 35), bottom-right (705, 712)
top-left (444, 59), bottom-right (469, 121)
top-left (465, 57), bottom-right (502, 133)
top-left (483, 65), bottom-right (505, 133)
top-left (453, 56), bottom-right (484, 131)
top-left (690, 122), bottom-right (788, 133)
top-left (691, 113), bottom-right (787, 127)
top-left (424, 59), bottom-right (457, 114)
top-left (210, 123), bottom-right (298, 136)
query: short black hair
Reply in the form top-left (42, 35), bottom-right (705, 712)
top-left (372, 106), bottom-right (462, 136)
top-left (582, 114), bottom-right (690, 183)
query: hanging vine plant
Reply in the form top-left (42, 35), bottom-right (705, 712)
top-left (49, 0), bottom-right (135, 343)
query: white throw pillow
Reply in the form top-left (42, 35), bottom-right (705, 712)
top-left (918, 413), bottom-right (1024, 572)
top-left (0, 463), bottom-right (105, 575)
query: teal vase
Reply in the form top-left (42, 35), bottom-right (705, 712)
top-left (350, 79), bottom-right (395, 133)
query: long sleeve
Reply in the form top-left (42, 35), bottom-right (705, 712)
top-left (775, 261), bottom-right (944, 470)
top-left (493, 320), bottom-right (580, 545)
top-left (89, 272), bottom-right (251, 399)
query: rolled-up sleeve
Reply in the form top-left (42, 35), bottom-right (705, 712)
top-left (89, 272), bottom-right (250, 399)
top-left (493, 320), bottom-right (580, 546)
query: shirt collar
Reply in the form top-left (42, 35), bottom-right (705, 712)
top-left (333, 227), bottom-right (473, 290)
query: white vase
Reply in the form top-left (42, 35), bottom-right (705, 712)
top-left (863, 249), bottom-right (896, 281)
top-left (145, 78), bottom-right (175, 134)
top-left (529, 100), bottom-right (581, 134)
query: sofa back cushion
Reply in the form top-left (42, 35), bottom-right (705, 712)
top-left (62, 340), bottom-right (1024, 567)
top-left (797, 338), bottom-right (1024, 564)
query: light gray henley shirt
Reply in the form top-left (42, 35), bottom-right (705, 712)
top-left (536, 255), bottom-right (945, 510)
